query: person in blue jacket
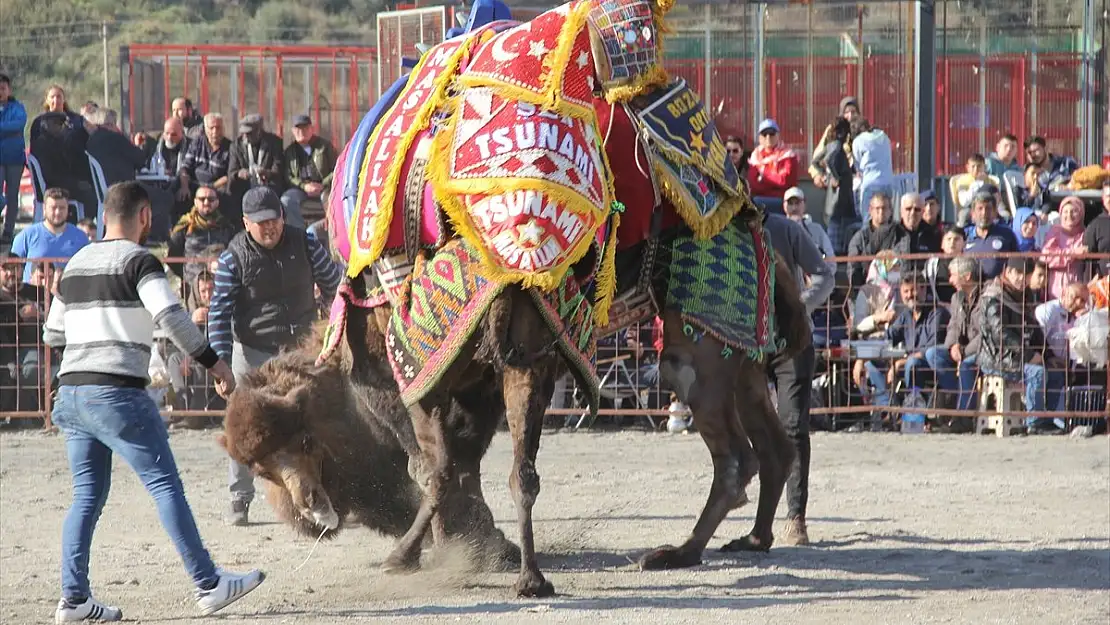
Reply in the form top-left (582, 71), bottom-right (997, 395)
top-left (0, 73), bottom-right (28, 245)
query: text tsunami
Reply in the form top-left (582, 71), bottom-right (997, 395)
top-left (471, 104), bottom-right (596, 187)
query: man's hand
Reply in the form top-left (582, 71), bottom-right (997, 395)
top-left (852, 359), bottom-right (867, 389)
top-left (210, 359), bottom-right (236, 398)
top-left (813, 174), bottom-right (827, 189)
top-left (876, 308), bottom-right (897, 324)
top-left (176, 183), bottom-right (192, 202)
top-left (304, 182), bottom-right (324, 196)
top-left (191, 307), bottom-right (209, 325)
top-left (237, 169), bottom-right (250, 180)
top-left (886, 358), bottom-right (906, 386)
top-left (949, 343), bottom-right (963, 364)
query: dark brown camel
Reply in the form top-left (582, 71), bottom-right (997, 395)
top-left (220, 327), bottom-right (520, 568)
top-left (346, 283), bottom-right (565, 597)
top-left (638, 244), bottom-right (811, 570)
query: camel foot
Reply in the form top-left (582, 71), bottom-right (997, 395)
top-left (513, 571), bottom-right (555, 598)
top-left (381, 547), bottom-right (422, 574)
top-left (719, 534), bottom-right (772, 553)
top-left (638, 545), bottom-right (703, 571)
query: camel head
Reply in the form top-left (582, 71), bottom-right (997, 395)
top-left (220, 383), bottom-right (342, 534)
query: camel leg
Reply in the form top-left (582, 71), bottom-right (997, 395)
top-left (381, 396), bottom-right (453, 573)
top-left (639, 324), bottom-right (756, 571)
top-left (720, 357), bottom-right (797, 553)
top-left (502, 364), bottom-right (556, 597)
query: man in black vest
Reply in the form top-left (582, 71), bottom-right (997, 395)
top-left (207, 186), bottom-right (341, 525)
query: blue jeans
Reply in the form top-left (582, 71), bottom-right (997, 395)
top-left (0, 162), bottom-right (23, 238)
top-left (920, 347), bottom-right (980, 410)
top-left (53, 385), bottom-right (218, 600)
top-left (1021, 364), bottom-right (1066, 426)
top-left (863, 361), bottom-right (889, 406)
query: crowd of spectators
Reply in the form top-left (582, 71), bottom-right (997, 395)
top-left (2, 75), bottom-right (1109, 434)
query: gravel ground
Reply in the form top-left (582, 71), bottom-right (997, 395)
top-left (1, 428), bottom-right (1108, 624)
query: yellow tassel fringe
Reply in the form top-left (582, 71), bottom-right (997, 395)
top-left (653, 160), bottom-right (742, 240)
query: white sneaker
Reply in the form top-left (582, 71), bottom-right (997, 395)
top-left (195, 569), bottom-right (266, 616)
top-left (54, 597), bottom-right (122, 622)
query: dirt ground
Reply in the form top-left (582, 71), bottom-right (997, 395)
top-left (1, 428), bottom-right (1108, 625)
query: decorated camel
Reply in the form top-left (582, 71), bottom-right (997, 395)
top-left (221, 0), bottom-right (810, 598)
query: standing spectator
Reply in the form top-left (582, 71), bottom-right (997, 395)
top-left (747, 118), bottom-right (799, 212)
top-left (30, 111), bottom-right (97, 213)
top-left (976, 257), bottom-right (1060, 433)
top-left (850, 117), bottom-right (895, 222)
top-left (725, 136), bottom-right (749, 180)
top-left (167, 185), bottom-right (236, 292)
top-left (922, 225), bottom-right (966, 305)
top-left (809, 96), bottom-right (860, 188)
top-left (783, 186), bottom-right (836, 266)
top-left (1024, 135), bottom-right (1079, 190)
top-left (964, 192), bottom-right (1019, 281)
top-left (29, 85), bottom-right (83, 142)
top-left (228, 114), bottom-right (285, 204)
top-left (10, 189), bottom-right (89, 284)
top-left (821, 117), bottom-right (858, 255)
top-left (1011, 207), bottom-right (1041, 252)
top-left (177, 113), bottom-right (233, 220)
top-left (281, 114), bottom-right (338, 229)
top-left (42, 181), bottom-right (265, 622)
top-left (172, 97), bottom-right (205, 142)
top-left (1040, 196), bottom-right (1088, 301)
top-left (1082, 179), bottom-right (1110, 277)
top-left (986, 133), bottom-right (1021, 179)
top-left (0, 73), bottom-right (27, 246)
top-left (869, 192), bottom-right (941, 270)
top-left (206, 187), bottom-right (341, 526)
top-left (846, 191), bottom-right (892, 287)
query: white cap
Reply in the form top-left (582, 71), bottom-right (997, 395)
top-left (784, 187), bottom-right (805, 202)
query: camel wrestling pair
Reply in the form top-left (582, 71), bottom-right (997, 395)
top-left (218, 0), bottom-right (811, 598)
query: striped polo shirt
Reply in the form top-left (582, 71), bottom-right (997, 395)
top-left (42, 239), bottom-right (219, 388)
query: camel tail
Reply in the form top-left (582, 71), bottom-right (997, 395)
top-left (772, 253), bottom-right (813, 361)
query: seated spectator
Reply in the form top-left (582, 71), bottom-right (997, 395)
top-left (29, 111), bottom-right (97, 215)
top-left (852, 255), bottom-right (902, 339)
top-left (75, 218), bottom-right (96, 242)
top-left (29, 84), bottom-right (84, 142)
top-left (870, 191), bottom-right (941, 271)
top-left (167, 185), bottom-right (237, 295)
top-left (144, 117), bottom-right (192, 217)
top-left (852, 273), bottom-right (948, 409)
top-left (0, 260), bottom-right (43, 412)
top-left (1040, 196), bottom-right (1087, 300)
top-left (725, 136), bottom-right (749, 180)
top-left (1036, 282), bottom-right (1089, 371)
top-left (821, 118), bottom-right (859, 253)
top-left (924, 256), bottom-right (983, 411)
top-left (920, 189), bottom-right (943, 235)
top-left (964, 192), bottom-right (1018, 281)
top-left (281, 114), bottom-right (338, 230)
top-left (1024, 135), bottom-right (1079, 191)
top-left (812, 282), bottom-right (851, 348)
top-left (850, 118), bottom-right (895, 222)
top-left (1011, 207), bottom-right (1041, 252)
top-left (177, 112), bottom-right (234, 221)
top-left (747, 118), bottom-right (798, 212)
top-left (166, 270), bottom-right (225, 418)
top-left (228, 114), bottom-right (285, 209)
top-left (1017, 161), bottom-right (1048, 212)
top-left (977, 257), bottom-right (1062, 434)
top-left (171, 97), bottom-right (205, 142)
top-left (923, 225), bottom-right (966, 305)
top-left (783, 186), bottom-right (836, 264)
top-left (986, 133), bottom-right (1020, 179)
top-left (1083, 179), bottom-right (1110, 277)
top-left (10, 189), bottom-right (88, 283)
top-left (847, 191), bottom-right (892, 287)
top-left (952, 153), bottom-right (1001, 225)
top-left (1028, 260), bottom-right (1049, 304)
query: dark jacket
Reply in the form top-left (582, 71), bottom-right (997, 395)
top-left (283, 135), bottom-right (339, 191)
top-left (977, 278), bottom-right (1045, 377)
top-left (887, 304), bottom-right (949, 355)
top-left (1083, 212), bottom-right (1110, 277)
top-left (228, 132), bottom-right (285, 194)
top-left (869, 220), bottom-right (941, 261)
top-left (943, 286), bottom-right (982, 356)
top-left (143, 135), bottom-right (191, 177)
top-left (86, 128), bottom-right (147, 187)
top-left (166, 214), bottom-right (237, 284)
top-left (823, 138), bottom-right (856, 220)
top-left (30, 132), bottom-right (83, 192)
top-left (847, 222), bottom-right (882, 286)
top-left (226, 226), bottom-right (317, 353)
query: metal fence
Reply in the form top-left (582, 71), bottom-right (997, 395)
top-left (4, 248), bottom-right (1107, 431)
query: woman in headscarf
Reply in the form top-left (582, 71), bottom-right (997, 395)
top-left (1010, 206), bottom-right (1041, 252)
top-left (1040, 196), bottom-right (1089, 300)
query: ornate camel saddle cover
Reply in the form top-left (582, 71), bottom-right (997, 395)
top-left (633, 78), bottom-right (750, 238)
top-left (584, 0), bottom-right (669, 99)
top-left (665, 219), bottom-right (780, 361)
top-left (385, 239), bottom-right (599, 410)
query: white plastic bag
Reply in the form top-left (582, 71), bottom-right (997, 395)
top-left (148, 348), bottom-right (170, 388)
top-left (1067, 309), bottom-right (1108, 367)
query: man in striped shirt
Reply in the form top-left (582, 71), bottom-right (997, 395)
top-left (207, 186), bottom-right (341, 525)
top-left (43, 181), bottom-right (266, 622)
